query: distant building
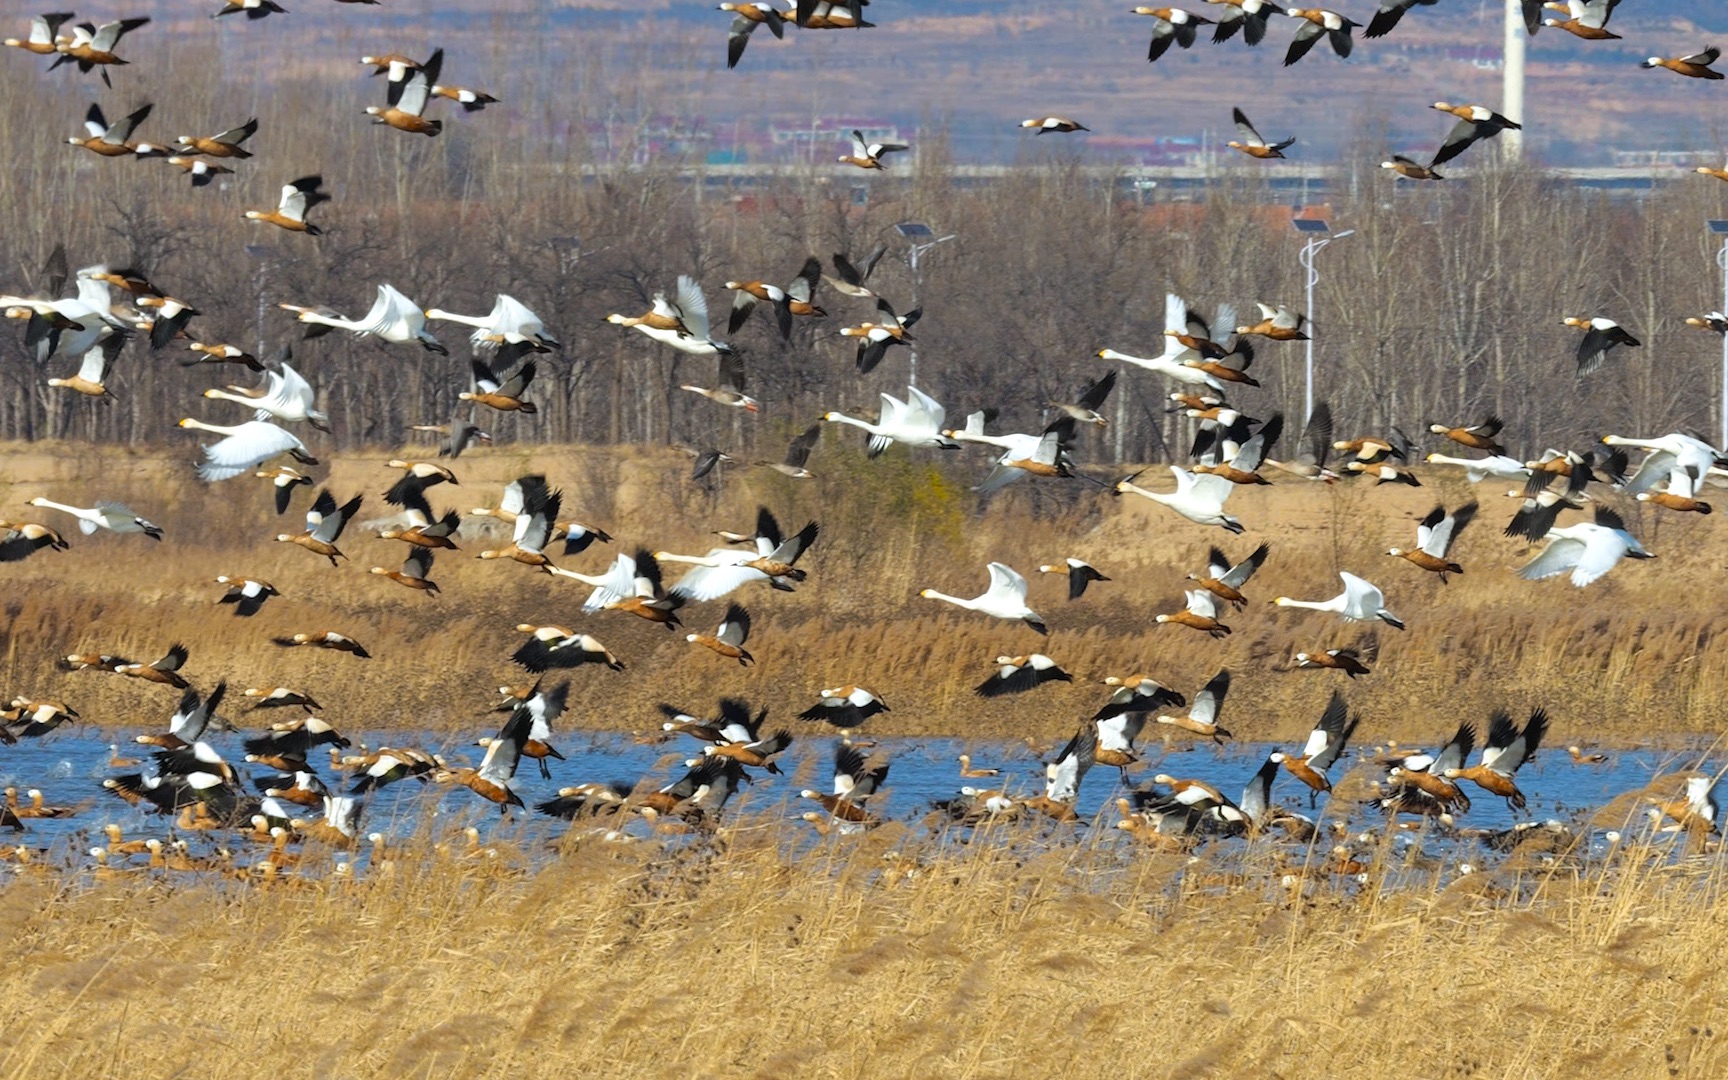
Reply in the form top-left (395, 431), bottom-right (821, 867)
top-left (1612, 149), bottom-right (1718, 169)
top-left (769, 120), bottom-right (902, 163)
top-left (1082, 135), bottom-right (1205, 167)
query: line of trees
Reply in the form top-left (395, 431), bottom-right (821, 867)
top-left (2, 49), bottom-right (1727, 469)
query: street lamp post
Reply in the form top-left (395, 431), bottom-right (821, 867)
top-left (894, 221), bottom-right (955, 388)
top-left (1292, 219), bottom-right (1354, 424)
top-left (1710, 220), bottom-right (1728, 449)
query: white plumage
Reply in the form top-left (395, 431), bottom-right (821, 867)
top-left (824, 386), bottom-right (957, 457)
top-left (1519, 509), bottom-right (1652, 588)
top-left (920, 562), bottom-right (1047, 634)
top-left (1272, 571), bottom-right (1405, 629)
top-left (179, 418), bottom-right (311, 482)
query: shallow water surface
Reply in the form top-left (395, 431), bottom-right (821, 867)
top-left (0, 726), bottom-right (1693, 860)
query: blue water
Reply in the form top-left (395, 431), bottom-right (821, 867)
top-left (0, 728), bottom-right (1697, 865)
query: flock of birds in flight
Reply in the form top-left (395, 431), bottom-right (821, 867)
top-left (0, 1), bottom-right (1724, 880)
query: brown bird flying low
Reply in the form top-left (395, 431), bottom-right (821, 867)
top-left (1387, 502), bottom-right (1477, 583)
top-left (719, 2), bottom-right (786, 69)
top-left (1430, 103), bottom-right (1521, 168)
top-left (1542, 0), bottom-right (1619, 40)
top-left (430, 83), bottom-right (499, 111)
top-left (1429, 415), bottom-right (1504, 454)
top-left (245, 175), bottom-right (328, 235)
top-left (51, 17), bottom-right (150, 88)
top-left (5, 12), bottom-right (74, 55)
top-left (212, 0), bottom-right (286, 19)
top-left (837, 130), bottom-right (907, 170)
top-left (687, 603), bottom-right (754, 666)
top-left (1284, 7), bottom-right (1358, 65)
top-left (371, 546), bottom-right (439, 594)
top-left (1131, 7), bottom-right (1214, 63)
top-left (1444, 708), bottom-right (1548, 811)
top-left (1644, 46), bottom-right (1723, 78)
top-left (1381, 154), bottom-right (1443, 181)
top-left (1564, 316), bottom-right (1639, 376)
top-left (67, 102), bottom-right (160, 157)
top-left (273, 631), bottom-right (370, 658)
top-left (1227, 107), bottom-right (1294, 159)
top-left (1021, 116), bottom-right (1088, 134)
top-left (367, 48), bottom-right (443, 136)
top-left (165, 156), bottom-right (234, 187)
top-left (174, 117), bottom-right (257, 158)
top-left (276, 489), bottom-right (362, 566)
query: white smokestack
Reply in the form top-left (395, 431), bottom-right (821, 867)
top-left (1503, 0), bottom-right (1525, 161)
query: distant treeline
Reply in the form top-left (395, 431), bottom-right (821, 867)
top-left (1, 50), bottom-right (1725, 466)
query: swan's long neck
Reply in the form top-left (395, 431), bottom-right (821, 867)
top-left (424, 308), bottom-right (487, 328)
top-left (825, 413), bottom-right (879, 435)
top-left (204, 389), bottom-right (249, 405)
top-left (1276, 597), bottom-right (1337, 612)
top-left (32, 499), bottom-right (79, 516)
top-left (922, 590), bottom-right (973, 610)
top-left (182, 418), bottom-right (238, 435)
top-left (301, 310), bottom-right (360, 331)
top-left (1601, 436), bottom-right (1652, 451)
top-left (630, 324), bottom-right (681, 345)
top-left (653, 552), bottom-right (714, 567)
top-left (544, 565), bottom-right (602, 585)
top-left (951, 431), bottom-right (1011, 448)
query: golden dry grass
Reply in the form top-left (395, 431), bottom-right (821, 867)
top-left (0, 439), bottom-right (1722, 748)
top-left (4, 815), bottom-right (1728, 1080)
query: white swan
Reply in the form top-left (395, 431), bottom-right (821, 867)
top-left (1272, 571), bottom-right (1405, 629)
top-left (424, 294), bottom-right (559, 352)
top-left (28, 497), bottom-right (162, 539)
top-left (178, 418), bottom-right (314, 482)
top-left (203, 361), bottom-right (327, 431)
top-left (1115, 466), bottom-right (1243, 533)
top-left (1424, 452), bottom-right (1530, 483)
top-left (1097, 294), bottom-right (1222, 389)
top-left (280, 284), bottom-right (446, 354)
top-left (1518, 507), bottom-right (1652, 588)
top-left (5, 268), bottom-right (125, 361)
top-left (1604, 433), bottom-right (1723, 495)
top-left (545, 550), bottom-right (665, 615)
top-left (824, 386), bottom-right (958, 457)
top-left (920, 562), bottom-right (1047, 634)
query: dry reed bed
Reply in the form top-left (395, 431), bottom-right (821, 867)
top-left (3, 817), bottom-right (1728, 1079)
top-left (1, 441), bottom-right (1723, 747)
